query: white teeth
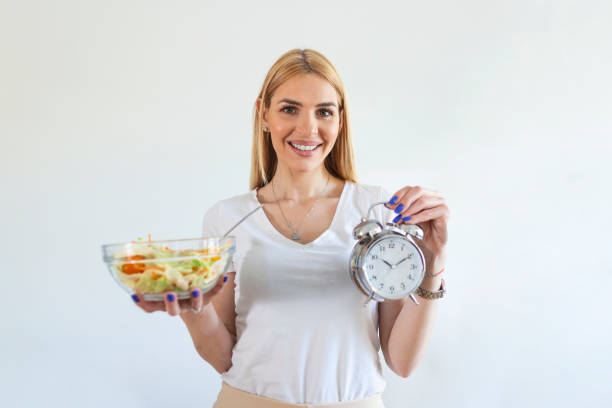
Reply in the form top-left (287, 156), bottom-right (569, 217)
top-left (290, 142), bottom-right (319, 151)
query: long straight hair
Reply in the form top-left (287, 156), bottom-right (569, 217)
top-left (249, 49), bottom-right (358, 190)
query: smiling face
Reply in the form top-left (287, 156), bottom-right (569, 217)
top-left (260, 73), bottom-right (343, 173)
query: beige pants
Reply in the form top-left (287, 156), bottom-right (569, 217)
top-left (212, 381), bottom-right (386, 408)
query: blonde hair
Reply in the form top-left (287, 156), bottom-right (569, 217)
top-left (249, 48), bottom-right (358, 190)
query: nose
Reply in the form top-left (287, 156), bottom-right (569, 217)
top-left (296, 111), bottom-right (319, 136)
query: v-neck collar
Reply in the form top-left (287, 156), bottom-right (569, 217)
top-left (249, 180), bottom-right (350, 249)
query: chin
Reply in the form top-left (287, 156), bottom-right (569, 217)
top-left (285, 159), bottom-right (323, 172)
top-left (293, 163), bottom-right (320, 172)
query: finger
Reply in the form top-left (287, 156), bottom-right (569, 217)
top-left (385, 187), bottom-right (412, 211)
top-left (389, 186), bottom-right (426, 217)
top-left (396, 187), bottom-right (444, 216)
top-left (189, 288), bottom-right (203, 313)
top-left (131, 292), bottom-right (167, 313)
top-left (164, 292), bottom-right (180, 316)
top-left (384, 187), bottom-right (409, 210)
top-left (385, 186), bottom-right (442, 208)
top-left (404, 204), bottom-right (450, 225)
top-left (399, 196), bottom-right (446, 220)
top-left (392, 194), bottom-right (443, 223)
top-left (203, 273), bottom-right (228, 301)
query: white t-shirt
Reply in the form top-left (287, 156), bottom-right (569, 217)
top-left (201, 180), bottom-right (396, 404)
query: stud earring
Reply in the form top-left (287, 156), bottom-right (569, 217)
top-left (262, 124), bottom-right (269, 132)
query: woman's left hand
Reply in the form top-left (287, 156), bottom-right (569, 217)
top-left (384, 185), bottom-right (450, 261)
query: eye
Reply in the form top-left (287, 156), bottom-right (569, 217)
top-left (281, 106), bottom-right (297, 114)
top-left (318, 109), bottom-right (333, 117)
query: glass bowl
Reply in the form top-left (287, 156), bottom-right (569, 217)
top-left (101, 236), bottom-right (235, 301)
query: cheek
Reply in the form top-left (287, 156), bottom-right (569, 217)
top-left (322, 121), bottom-right (340, 143)
top-left (270, 120), bottom-right (286, 131)
top-left (271, 136), bottom-right (285, 151)
top-left (325, 116), bottom-right (341, 131)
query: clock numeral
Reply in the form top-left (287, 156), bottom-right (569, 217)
top-left (400, 283), bottom-right (406, 290)
top-left (371, 275), bottom-right (377, 281)
top-left (389, 286), bottom-right (395, 293)
top-left (401, 244), bottom-right (405, 251)
top-left (371, 254), bottom-right (378, 260)
top-left (407, 274), bottom-right (414, 280)
top-left (388, 242), bottom-right (395, 249)
top-left (379, 282), bottom-right (385, 289)
top-left (379, 246), bottom-right (386, 252)
top-left (368, 264), bottom-right (374, 270)
top-left (408, 253), bottom-right (413, 259)
top-left (410, 264), bottom-right (417, 270)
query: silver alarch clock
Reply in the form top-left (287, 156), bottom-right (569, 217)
top-left (350, 201), bottom-right (426, 305)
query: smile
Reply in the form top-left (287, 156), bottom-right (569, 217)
top-left (287, 141), bottom-right (322, 157)
top-left (289, 142), bottom-right (319, 151)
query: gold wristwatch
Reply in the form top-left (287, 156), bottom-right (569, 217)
top-left (415, 278), bottom-right (446, 300)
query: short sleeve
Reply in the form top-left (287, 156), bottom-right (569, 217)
top-left (201, 203), bottom-right (236, 273)
top-left (201, 203), bottom-right (221, 238)
top-left (377, 185), bottom-right (397, 225)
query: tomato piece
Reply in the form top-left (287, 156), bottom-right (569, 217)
top-left (122, 255), bottom-right (147, 275)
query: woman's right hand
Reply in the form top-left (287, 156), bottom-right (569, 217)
top-left (130, 274), bottom-right (229, 316)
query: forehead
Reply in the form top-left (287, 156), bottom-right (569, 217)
top-left (271, 74), bottom-right (338, 105)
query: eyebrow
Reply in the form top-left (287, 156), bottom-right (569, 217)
top-left (277, 98), bottom-right (338, 108)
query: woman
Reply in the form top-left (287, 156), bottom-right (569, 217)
top-left (132, 49), bottom-right (450, 407)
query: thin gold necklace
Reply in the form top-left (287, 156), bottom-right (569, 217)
top-left (271, 174), bottom-right (331, 241)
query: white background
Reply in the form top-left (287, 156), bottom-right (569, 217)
top-left (1, 1), bottom-right (611, 407)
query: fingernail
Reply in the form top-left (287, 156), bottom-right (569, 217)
top-left (388, 196), bottom-right (398, 205)
top-left (402, 215), bottom-right (412, 221)
top-left (394, 203), bottom-right (404, 214)
top-left (223, 275), bottom-right (228, 283)
top-left (393, 214), bottom-right (402, 223)
top-left (191, 289), bottom-right (200, 298)
top-left (166, 293), bottom-right (175, 302)
top-left (131, 294), bottom-right (140, 303)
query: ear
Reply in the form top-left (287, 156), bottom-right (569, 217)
top-left (256, 98), bottom-right (268, 126)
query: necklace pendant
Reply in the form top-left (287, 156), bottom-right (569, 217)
top-left (291, 231), bottom-right (300, 240)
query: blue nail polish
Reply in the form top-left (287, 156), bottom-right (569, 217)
top-left (166, 293), bottom-right (175, 302)
top-left (395, 203), bottom-right (404, 214)
top-left (191, 289), bottom-right (200, 298)
top-left (223, 275), bottom-right (228, 283)
top-left (393, 214), bottom-right (402, 223)
top-left (389, 196), bottom-right (398, 205)
top-left (402, 215), bottom-right (412, 221)
top-left (131, 294), bottom-right (140, 303)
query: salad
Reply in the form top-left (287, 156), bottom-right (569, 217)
top-left (111, 236), bottom-right (230, 294)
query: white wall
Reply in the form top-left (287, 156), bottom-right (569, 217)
top-left (1, 1), bottom-right (610, 407)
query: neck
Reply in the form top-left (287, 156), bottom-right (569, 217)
top-left (270, 165), bottom-right (331, 204)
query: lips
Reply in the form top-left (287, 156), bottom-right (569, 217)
top-left (287, 141), bottom-right (322, 156)
top-left (288, 140), bottom-right (322, 146)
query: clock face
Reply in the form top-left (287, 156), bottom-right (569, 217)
top-left (363, 236), bottom-right (424, 298)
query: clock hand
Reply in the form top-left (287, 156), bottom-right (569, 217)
top-left (381, 259), bottom-right (393, 268)
top-left (395, 256), bottom-right (410, 267)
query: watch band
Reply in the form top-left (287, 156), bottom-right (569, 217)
top-left (415, 278), bottom-right (446, 300)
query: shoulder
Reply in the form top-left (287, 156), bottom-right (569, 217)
top-left (350, 181), bottom-right (395, 223)
top-left (207, 190), bottom-right (255, 214)
top-left (201, 189), bottom-right (258, 234)
top-left (351, 181), bottom-right (390, 201)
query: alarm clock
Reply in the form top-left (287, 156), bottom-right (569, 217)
top-left (349, 201), bottom-right (426, 305)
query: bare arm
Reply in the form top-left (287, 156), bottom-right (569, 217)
top-left (180, 272), bottom-right (238, 374)
top-left (378, 256), bottom-right (444, 378)
top-left (379, 184), bottom-right (449, 378)
top-left (133, 272), bottom-right (238, 374)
